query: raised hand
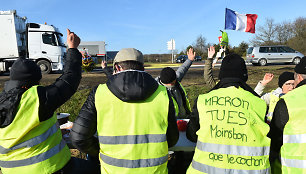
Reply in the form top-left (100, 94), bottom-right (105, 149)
top-left (187, 48), bottom-right (196, 61)
top-left (207, 46), bottom-right (215, 59)
top-left (261, 73), bottom-right (274, 86)
top-left (67, 28), bottom-right (81, 49)
top-left (101, 60), bottom-right (107, 69)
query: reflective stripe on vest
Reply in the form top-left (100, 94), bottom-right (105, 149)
top-left (0, 139), bottom-right (66, 168)
top-left (95, 84), bottom-right (169, 173)
top-left (0, 123), bottom-right (58, 154)
top-left (281, 158), bottom-right (306, 169)
top-left (100, 153), bottom-right (168, 168)
top-left (98, 134), bottom-right (166, 144)
top-left (0, 86), bottom-right (70, 174)
top-left (196, 141), bottom-right (270, 156)
top-left (283, 133), bottom-right (306, 144)
top-left (192, 160), bottom-right (270, 174)
top-left (280, 85), bottom-right (306, 173)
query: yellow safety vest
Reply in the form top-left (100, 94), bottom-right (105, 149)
top-left (177, 82), bottom-right (192, 115)
top-left (0, 86), bottom-right (70, 174)
top-left (95, 84), bottom-right (170, 174)
top-left (266, 91), bottom-right (280, 123)
top-left (281, 85), bottom-right (306, 174)
top-left (171, 82), bottom-right (191, 118)
top-left (187, 86), bottom-right (271, 174)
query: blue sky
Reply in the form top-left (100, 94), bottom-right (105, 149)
top-left (2, 0), bottom-right (306, 54)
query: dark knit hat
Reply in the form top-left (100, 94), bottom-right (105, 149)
top-left (160, 67), bottom-right (176, 84)
top-left (278, 72), bottom-right (294, 88)
top-left (218, 54), bottom-right (248, 82)
top-left (10, 58), bottom-right (42, 82)
top-left (294, 56), bottom-right (306, 74)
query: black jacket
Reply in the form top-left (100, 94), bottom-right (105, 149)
top-left (268, 79), bottom-right (306, 163)
top-left (70, 70), bottom-right (179, 156)
top-left (186, 78), bottom-right (264, 142)
top-left (0, 48), bottom-right (82, 128)
top-left (102, 67), bottom-right (113, 79)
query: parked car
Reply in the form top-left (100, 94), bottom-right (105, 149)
top-left (176, 55), bottom-right (188, 63)
top-left (195, 56), bottom-right (202, 61)
top-left (246, 46), bottom-right (304, 66)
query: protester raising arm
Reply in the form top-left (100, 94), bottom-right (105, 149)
top-left (37, 29), bottom-right (82, 122)
top-left (101, 60), bottom-right (113, 78)
top-left (204, 46), bottom-right (217, 89)
top-left (254, 73), bottom-right (274, 96)
top-left (176, 48), bottom-right (195, 82)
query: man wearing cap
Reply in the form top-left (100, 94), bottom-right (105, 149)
top-left (186, 54), bottom-right (271, 173)
top-left (254, 72), bottom-right (295, 123)
top-left (268, 56), bottom-right (306, 173)
top-left (155, 48), bottom-right (195, 119)
top-left (71, 48), bottom-right (179, 174)
top-left (0, 29), bottom-right (94, 174)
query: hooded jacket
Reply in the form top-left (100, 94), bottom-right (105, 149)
top-left (0, 48), bottom-right (82, 128)
top-left (70, 70), bottom-right (179, 156)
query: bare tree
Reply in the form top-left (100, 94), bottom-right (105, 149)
top-left (250, 18), bottom-right (277, 46)
top-left (194, 35), bottom-right (207, 53)
top-left (192, 35), bottom-right (208, 58)
top-left (291, 17), bottom-right (306, 38)
top-left (288, 17), bottom-right (306, 54)
top-left (275, 21), bottom-right (293, 44)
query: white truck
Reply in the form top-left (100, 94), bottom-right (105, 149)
top-left (0, 10), bottom-right (66, 74)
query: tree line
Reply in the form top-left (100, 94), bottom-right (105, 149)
top-left (175, 16), bottom-right (306, 59)
top-left (143, 16), bottom-right (306, 62)
top-left (250, 17), bottom-right (306, 55)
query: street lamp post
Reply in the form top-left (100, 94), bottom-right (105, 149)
top-left (167, 39), bottom-right (176, 63)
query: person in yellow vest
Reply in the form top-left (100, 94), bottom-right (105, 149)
top-left (0, 29), bottom-right (98, 174)
top-left (156, 47), bottom-right (194, 118)
top-left (254, 72), bottom-right (295, 123)
top-left (70, 48), bottom-right (179, 174)
top-left (268, 56), bottom-right (306, 174)
top-left (186, 54), bottom-right (271, 173)
top-left (155, 48), bottom-right (195, 174)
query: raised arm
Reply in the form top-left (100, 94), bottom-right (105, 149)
top-left (254, 73), bottom-right (274, 96)
top-left (38, 29), bottom-right (82, 122)
top-left (204, 46), bottom-right (216, 89)
top-left (176, 48), bottom-right (195, 82)
top-left (101, 60), bottom-right (113, 78)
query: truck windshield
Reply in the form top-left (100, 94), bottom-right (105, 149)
top-left (56, 33), bottom-right (65, 47)
top-left (42, 33), bottom-right (57, 46)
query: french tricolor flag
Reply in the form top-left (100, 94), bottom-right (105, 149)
top-left (225, 8), bottom-right (258, 33)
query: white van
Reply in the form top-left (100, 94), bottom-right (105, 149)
top-left (246, 46), bottom-right (304, 66)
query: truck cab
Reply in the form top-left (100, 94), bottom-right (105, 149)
top-left (0, 10), bottom-right (65, 74)
top-left (27, 23), bottom-right (66, 74)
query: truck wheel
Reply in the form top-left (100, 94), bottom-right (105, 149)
top-left (293, 57), bottom-right (301, 65)
top-left (259, 59), bottom-right (267, 66)
top-left (37, 60), bottom-right (51, 74)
